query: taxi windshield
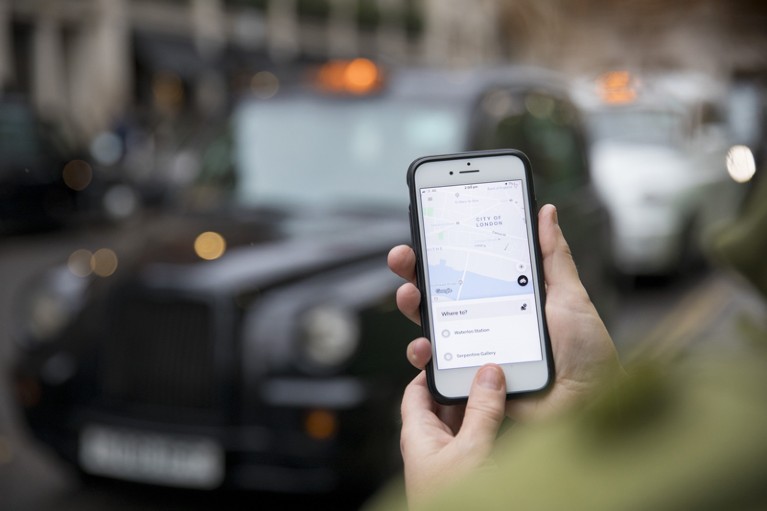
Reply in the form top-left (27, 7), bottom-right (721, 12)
top-left (587, 107), bottom-right (687, 147)
top-left (232, 97), bottom-right (465, 209)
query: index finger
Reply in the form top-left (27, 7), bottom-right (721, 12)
top-left (537, 203), bottom-right (588, 298)
top-left (387, 244), bottom-right (417, 284)
top-left (401, 371), bottom-right (438, 424)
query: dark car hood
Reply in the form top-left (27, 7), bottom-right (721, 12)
top-left (125, 206), bottom-right (410, 295)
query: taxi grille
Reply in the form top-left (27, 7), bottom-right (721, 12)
top-left (101, 293), bottom-right (219, 410)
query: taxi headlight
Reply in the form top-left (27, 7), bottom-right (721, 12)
top-left (18, 270), bottom-right (87, 346)
top-left (298, 306), bottom-right (360, 372)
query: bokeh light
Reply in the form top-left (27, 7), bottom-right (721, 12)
top-left (316, 59), bottom-right (381, 94)
top-left (597, 70), bottom-right (638, 105)
top-left (726, 145), bottom-right (756, 183)
top-left (67, 248), bottom-right (119, 277)
top-left (89, 132), bottom-right (124, 166)
top-left (91, 248), bottom-right (119, 277)
top-left (250, 71), bottom-right (280, 99)
top-left (304, 410), bottom-right (338, 440)
top-left (62, 160), bottom-right (93, 191)
top-left (344, 58), bottom-right (379, 94)
top-left (194, 232), bottom-right (227, 261)
top-left (67, 249), bottom-right (93, 277)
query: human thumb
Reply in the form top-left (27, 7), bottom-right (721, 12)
top-left (455, 364), bottom-right (507, 460)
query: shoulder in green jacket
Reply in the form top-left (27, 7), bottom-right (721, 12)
top-left (364, 347), bottom-right (767, 510)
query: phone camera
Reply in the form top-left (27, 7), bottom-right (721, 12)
top-left (449, 171), bottom-right (454, 175)
top-left (466, 162), bottom-right (471, 166)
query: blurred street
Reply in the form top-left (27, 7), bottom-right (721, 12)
top-left (1, 0), bottom-right (766, 509)
top-left (2, 218), bottom-right (765, 510)
top-left (0, 220), bottom-right (370, 511)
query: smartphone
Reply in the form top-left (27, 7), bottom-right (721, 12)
top-left (407, 149), bottom-right (553, 404)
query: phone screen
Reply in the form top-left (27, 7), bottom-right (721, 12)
top-left (420, 179), bottom-right (543, 370)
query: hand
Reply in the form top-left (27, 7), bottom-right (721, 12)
top-left (388, 203), bottom-right (624, 422)
top-left (400, 364), bottom-right (507, 509)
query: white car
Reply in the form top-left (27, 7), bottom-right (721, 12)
top-left (577, 72), bottom-right (748, 278)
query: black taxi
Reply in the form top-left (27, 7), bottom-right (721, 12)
top-left (10, 61), bottom-right (613, 499)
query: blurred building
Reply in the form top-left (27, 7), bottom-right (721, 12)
top-left (0, 0), bottom-right (507, 145)
top-left (2, 0), bottom-right (764, 148)
top-left (498, 0), bottom-right (767, 78)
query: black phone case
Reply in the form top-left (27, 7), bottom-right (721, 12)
top-left (406, 148), bottom-right (555, 404)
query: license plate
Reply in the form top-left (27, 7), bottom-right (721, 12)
top-left (79, 425), bottom-right (224, 489)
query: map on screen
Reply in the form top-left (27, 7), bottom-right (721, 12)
top-left (420, 180), bottom-right (542, 369)
top-left (422, 180), bottom-right (531, 301)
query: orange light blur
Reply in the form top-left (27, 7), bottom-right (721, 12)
top-left (316, 59), bottom-right (381, 95)
top-left (304, 409), bottom-right (338, 440)
top-left (317, 60), bottom-right (348, 92)
top-left (344, 58), bottom-right (379, 93)
top-left (194, 231), bottom-right (227, 261)
top-left (597, 70), bottom-right (637, 105)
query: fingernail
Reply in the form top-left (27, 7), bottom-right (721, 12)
top-left (477, 365), bottom-right (503, 391)
top-left (550, 205), bottom-right (559, 225)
